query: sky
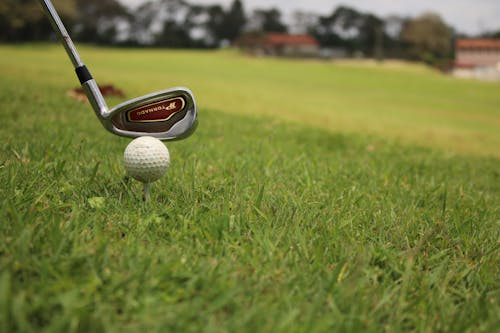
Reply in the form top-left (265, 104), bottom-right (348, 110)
top-left (120, 0), bottom-right (500, 35)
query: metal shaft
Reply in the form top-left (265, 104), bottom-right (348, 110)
top-left (38, 0), bottom-right (83, 68)
top-left (38, 0), bottom-right (110, 121)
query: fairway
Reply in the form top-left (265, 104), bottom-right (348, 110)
top-left (0, 45), bottom-right (499, 332)
top-left (1, 45), bottom-right (499, 156)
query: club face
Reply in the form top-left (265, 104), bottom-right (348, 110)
top-left (106, 87), bottom-right (197, 141)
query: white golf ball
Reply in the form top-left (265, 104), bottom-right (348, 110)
top-left (124, 136), bottom-right (170, 183)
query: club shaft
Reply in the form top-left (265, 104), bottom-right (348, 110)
top-left (38, 0), bottom-right (83, 68)
top-left (38, 0), bottom-right (110, 120)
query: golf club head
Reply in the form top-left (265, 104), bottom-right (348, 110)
top-left (103, 87), bottom-right (197, 141)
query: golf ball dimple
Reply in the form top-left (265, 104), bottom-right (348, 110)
top-left (124, 136), bottom-right (170, 183)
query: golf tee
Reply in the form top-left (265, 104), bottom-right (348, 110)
top-left (143, 182), bottom-right (151, 202)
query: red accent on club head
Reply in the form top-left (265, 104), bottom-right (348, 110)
top-left (127, 97), bottom-right (186, 123)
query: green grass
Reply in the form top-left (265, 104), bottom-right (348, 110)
top-left (2, 44), bottom-right (499, 156)
top-left (0, 44), bottom-right (499, 332)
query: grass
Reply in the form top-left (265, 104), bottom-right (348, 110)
top-left (0, 44), bottom-right (499, 332)
top-left (2, 44), bottom-right (499, 156)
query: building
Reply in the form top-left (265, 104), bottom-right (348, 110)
top-left (237, 33), bottom-right (320, 58)
top-left (454, 39), bottom-right (500, 80)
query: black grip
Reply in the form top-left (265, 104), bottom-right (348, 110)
top-left (75, 65), bottom-right (93, 84)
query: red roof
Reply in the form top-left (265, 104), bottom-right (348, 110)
top-left (456, 39), bottom-right (500, 49)
top-left (265, 33), bottom-right (319, 47)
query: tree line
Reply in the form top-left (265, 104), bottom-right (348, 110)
top-left (1, 0), bottom-right (496, 66)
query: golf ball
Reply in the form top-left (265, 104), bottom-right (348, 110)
top-left (124, 136), bottom-right (170, 183)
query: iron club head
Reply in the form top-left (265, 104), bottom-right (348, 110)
top-left (107, 87), bottom-right (197, 141)
top-left (85, 83), bottom-right (198, 141)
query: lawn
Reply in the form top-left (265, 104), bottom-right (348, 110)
top-left (2, 45), bottom-right (499, 156)
top-left (0, 45), bottom-right (499, 332)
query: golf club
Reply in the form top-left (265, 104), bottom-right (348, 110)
top-left (38, 0), bottom-right (197, 141)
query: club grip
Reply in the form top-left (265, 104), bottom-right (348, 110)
top-left (75, 65), bottom-right (93, 84)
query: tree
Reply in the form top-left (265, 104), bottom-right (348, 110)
top-left (250, 8), bottom-right (287, 33)
top-left (204, 5), bottom-right (226, 46)
top-left (128, 1), bottom-right (157, 45)
top-left (130, 0), bottom-right (193, 47)
top-left (358, 14), bottom-right (385, 60)
top-left (291, 10), bottom-right (318, 34)
top-left (221, 0), bottom-right (246, 42)
top-left (481, 30), bottom-right (500, 39)
top-left (156, 0), bottom-right (200, 48)
top-left (0, 0), bottom-right (76, 41)
top-left (73, 0), bottom-right (130, 44)
top-left (156, 20), bottom-right (191, 47)
top-left (311, 6), bottom-right (385, 57)
top-left (381, 15), bottom-right (410, 58)
top-left (401, 12), bottom-right (453, 64)
top-left (203, 1), bottom-right (246, 46)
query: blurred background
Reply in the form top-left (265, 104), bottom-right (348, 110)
top-left (2, 0), bottom-right (499, 72)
